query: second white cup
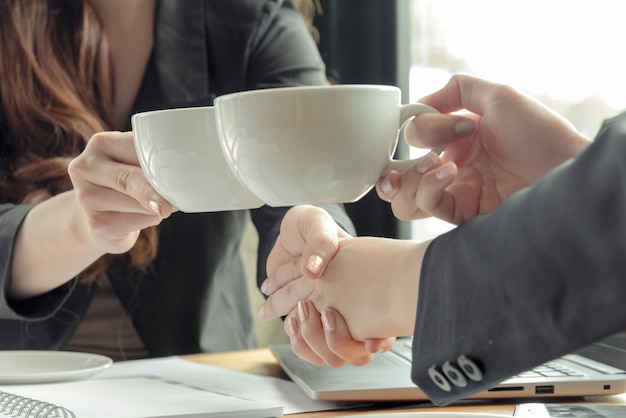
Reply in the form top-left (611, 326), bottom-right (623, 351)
top-left (214, 84), bottom-right (439, 206)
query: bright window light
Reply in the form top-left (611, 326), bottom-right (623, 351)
top-left (408, 0), bottom-right (626, 240)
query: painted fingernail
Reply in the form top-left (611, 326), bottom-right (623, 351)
top-left (297, 300), bottom-right (309, 321)
top-left (454, 119), bottom-right (477, 136)
top-left (321, 310), bottom-right (336, 332)
top-left (380, 175), bottom-right (393, 194)
top-left (435, 162), bottom-right (455, 180)
top-left (305, 254), bottom-right (324, 276)
top-left (148, 200), bottom-right (161, 216)
top-left (417, 153), bottom-right (438, 174)
top-left (257, 304), bottom-right (266, 320)
top-left (378, 343), bottom-right (388, 353)
top-left (286, 317), bottom-right (298, 337)
top-left (260, 279), bottom-right (269, 295)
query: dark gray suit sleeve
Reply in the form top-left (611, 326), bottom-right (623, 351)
top-left (0, 204), bottom-right (75, 320)
top-left (411, 112), bottom-right (626, 405)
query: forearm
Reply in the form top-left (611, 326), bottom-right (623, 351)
top-left (11, 190), bottom-right (104, 299)
top-left (412, 114), bottom-right (626, 405)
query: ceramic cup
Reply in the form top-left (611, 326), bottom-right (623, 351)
top-left (131, 107), bottom-right (263, 212)
top-left (214, 84), bottom-right (439, 206)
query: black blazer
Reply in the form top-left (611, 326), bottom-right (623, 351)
top-left (412, 112), bottom-right (626, 405)
top-left (0, 0), bottom-right (354, 356)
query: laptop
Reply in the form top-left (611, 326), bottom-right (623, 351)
top-left (270, 332), bottom-right (626, 402)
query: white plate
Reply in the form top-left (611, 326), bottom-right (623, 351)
top-left (0, 351), bottom-right (113, 384)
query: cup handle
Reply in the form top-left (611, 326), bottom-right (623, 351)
top-left (384, 102), bottom-right (441, 175)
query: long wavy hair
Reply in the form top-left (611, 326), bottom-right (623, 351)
top-left (294, 0), bottom-right (321, 43)
top-left (0, 0), bottom-right (157, 283)
top-left (0, 0), bottom-right (319, 284)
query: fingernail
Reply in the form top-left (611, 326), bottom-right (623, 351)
top-left (417, 153), bottom-right (437, 174)
top-left (305, 254), bottom-right (324, 276)
top-left (454, 119), bottom-right (477, 136)
top-left (286, 317), bottom-right (298, 337)
top-left (435, 162), bottom-right (455, 180)
top-left (405, 119), bottom-right (418, 142)
top-left (297, 300), bottom-right (309, 321)
top-left (260, 279), bottom-right (269, 295)
top-left (148, 200), bottom-right (161, 216)
top-left (380, 175), bottom-right (393, 194)
top-left (257, 304), bottom-right (266, 320)
top-left (378, 343), bottom-right (388, 353)
top-left (321, 310), bottom-right (336, 332)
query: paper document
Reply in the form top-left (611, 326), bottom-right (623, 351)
top-left (97, 356), bottom-right (352, 415)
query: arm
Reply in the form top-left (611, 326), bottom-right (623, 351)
top-left (260, 120), bottom-right (626, 403)
top-left (260, 74), bottom-right (594, 364)
top-left (0, 204), bottom-right (72, 319)
top-left (7, 131), bottom-right (175, 301)
top-left (260, 74), bottom-right (626, 404)
top-left (414, 117), bottom-right (626, 404)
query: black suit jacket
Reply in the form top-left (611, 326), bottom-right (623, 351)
top-left (412, 112), bottom-right (626, 405)
top-left (0, 0), bottom-right (354, 356)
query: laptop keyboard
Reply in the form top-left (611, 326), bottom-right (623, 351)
top-left (516, 361), bottom-right (587, 378)
top-left (391, 338), bottom-right (590, 379)
top-left (392, 338), bottom-right (413, 362)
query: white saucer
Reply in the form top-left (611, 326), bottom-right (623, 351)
top-left (0, 351), bottom-right (113, 384)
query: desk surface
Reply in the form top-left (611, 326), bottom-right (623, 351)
top-left (184, 348), bottom-right (626, 417)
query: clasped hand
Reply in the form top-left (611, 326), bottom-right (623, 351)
top-left (259, 74), bottom-right (591, 367)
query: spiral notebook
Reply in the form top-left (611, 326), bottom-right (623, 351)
top-left (0, 377), bottom-right (282, 418)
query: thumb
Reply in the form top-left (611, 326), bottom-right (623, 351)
top-left (297, 205), bottom-right (345, 278)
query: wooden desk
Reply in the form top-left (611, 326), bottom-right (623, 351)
top-left (185, 348), bottom-right (626, 417)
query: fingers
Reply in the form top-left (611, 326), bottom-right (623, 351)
top-left (258, 277), bottom-right (315, 320)
top-left (404, 112), bottom-right (478, 151)
top-left (283, 312), bottom-right (325, 366)
top-left (418, 73), bottom-right (498, 116)
top-left (377, 151), bottom-right (443, 206)
top-left (399, 161), bottom-right (458, 224)
top-left (376, 154), bottom-right (459, 223)
top-left (73, 175), bottom-right (154, 213)
top-left (364, 337), bottom-right (396, 354)
top-left (262, 205), bottom-right (349, 318)
top-left (266, 205), bottom-right (344, 287)
top-left (293, 205), bottom-right (347, 278)
top-left (69, 131), bottom-right (176, 217)
top-left (319, 309), bottom-right (375, 366)
top-left (286, 303), bottom-right (381, 368)
top-left (81, 200), bottom-right (161, 250)
top-left (286, 301), bottom-right (346, 367)
top-left (260, 254), bottom-right (303, 296)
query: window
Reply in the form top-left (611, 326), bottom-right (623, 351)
top-left (407, 0), bottom-right (626, 240)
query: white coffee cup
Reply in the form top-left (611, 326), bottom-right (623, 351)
top-left (131, 107), bottom-right (263, 212)
top-left (214, 84), bottom-right (439, 206)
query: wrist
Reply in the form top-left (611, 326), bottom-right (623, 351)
top-left (11, 191), bottom-right (104, 299)
top-left (391, 239), bottom-right (431, 336)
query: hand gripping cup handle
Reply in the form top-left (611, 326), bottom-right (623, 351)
top-left (384, 102), bottom-right (440, 175)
